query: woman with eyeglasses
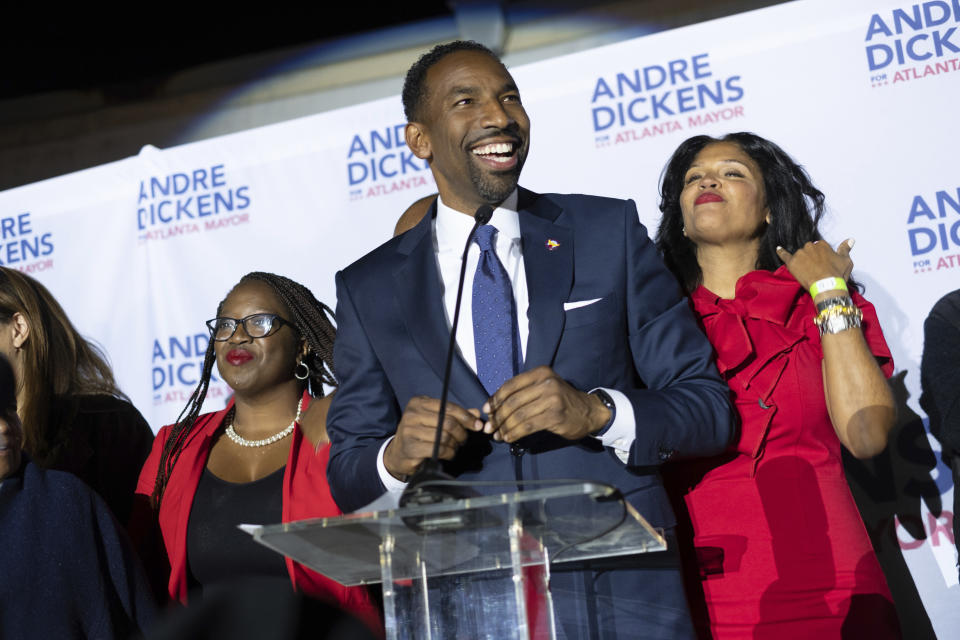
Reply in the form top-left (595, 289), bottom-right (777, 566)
top-left (134, 272), bottom-right (379, 630)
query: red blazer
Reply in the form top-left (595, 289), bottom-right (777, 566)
top-left (135, 395), bottom-right (379, 629)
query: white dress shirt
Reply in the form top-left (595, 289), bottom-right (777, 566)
top-left (377, 190), bottom-right (636, 491)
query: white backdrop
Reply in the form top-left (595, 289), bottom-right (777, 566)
top-left (1, 0), bottom-right (957, 634)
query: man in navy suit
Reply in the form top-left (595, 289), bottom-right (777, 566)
top-left (326, 41), bottom-right (734, 639)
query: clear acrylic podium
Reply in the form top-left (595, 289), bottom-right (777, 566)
top-left (243, 482), bottom-right (665, 640)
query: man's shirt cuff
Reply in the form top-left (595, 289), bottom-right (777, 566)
top-left (591, 387), bottom-right (635, 464)
top-left (377, 436), bottom-right (409, 492)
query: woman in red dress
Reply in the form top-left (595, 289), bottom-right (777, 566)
top-left (656, 133), bottom-right (901, 638)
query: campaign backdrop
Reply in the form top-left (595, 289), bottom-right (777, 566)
top-left (1, 0), bottom-right (957, 634)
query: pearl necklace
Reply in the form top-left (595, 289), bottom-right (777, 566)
top-left (225, 397), bottom-right (303, 447)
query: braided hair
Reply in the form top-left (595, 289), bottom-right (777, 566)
top-left (150, 272), bottom-right (337, 507)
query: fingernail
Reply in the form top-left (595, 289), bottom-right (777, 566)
top-left (776, 245), bottom-right (783, 252)
top-left (846, 237), bottom-right (856, 249)
top-left (482, 401), bottom-right (491, 414)
top-left (483, 421), bottom-right (492, 433)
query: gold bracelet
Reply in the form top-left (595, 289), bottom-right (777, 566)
top-left (814, 305), bottom-right (862, 336)
top-left (815, 304), bottom-right (857, 322)
top-left (815, 295), bottom-right (853, 315)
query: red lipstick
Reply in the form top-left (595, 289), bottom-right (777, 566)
top-left (695, 192), bottom-right (724, 205)
top-left (226, 349), bottom-right (253, 366)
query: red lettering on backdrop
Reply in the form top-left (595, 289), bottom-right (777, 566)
top-left (927, 511), bottom-right (955, 547)
top-left (895, 512), bottom-right (955, 549)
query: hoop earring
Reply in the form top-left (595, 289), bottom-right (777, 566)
top-left (295, 361), bottom-right (311, 381)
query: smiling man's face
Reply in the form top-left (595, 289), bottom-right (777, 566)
top-left (405, 50), bottom-right (530, 214)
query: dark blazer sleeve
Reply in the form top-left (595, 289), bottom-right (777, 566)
top-left (920, 289), bottom-right (960, 457)
top-left (615, 199), bottom-right (734, 466)
top-left (326, 270), bottom-right (402, 513)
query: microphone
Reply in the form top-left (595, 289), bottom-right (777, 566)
top-left (400, 204), bottom-right (494, 513)
top-left (474, 204), bottom-right (494, 225)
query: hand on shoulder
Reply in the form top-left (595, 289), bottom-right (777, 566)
top-left (776, 238), bottom-right (854, 294)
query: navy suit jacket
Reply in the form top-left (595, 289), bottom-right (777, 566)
top-left (327, 188), bottom-right (732, 528)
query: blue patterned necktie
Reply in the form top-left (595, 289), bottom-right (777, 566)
top-left (472, 224), bottom-right (522, 396)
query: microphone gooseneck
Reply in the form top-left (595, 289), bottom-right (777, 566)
top-left (400, 204), bottom-right (494, 510)
top-left (428, 204), bottom-right (493, 463)
top-left (474, 204), bottom-right (494, 225)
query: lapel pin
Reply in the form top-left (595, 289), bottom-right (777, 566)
top-left (546, 239), bottom-right (560, 251)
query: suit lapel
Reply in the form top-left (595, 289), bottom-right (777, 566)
top-left (518, 188), bottom-right (573, 370)
top-left (393, 204), bottom-right (488, 406)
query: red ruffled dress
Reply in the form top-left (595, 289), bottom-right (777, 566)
top-left (673, 267), bottom-right (899, 639)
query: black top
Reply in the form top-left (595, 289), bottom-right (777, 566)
top-left (187, 466), bottom-right (288, 592)
top-left (44, 394), bottom-right (154, 525)
top-left (920, 288), bottom-right (960, 459)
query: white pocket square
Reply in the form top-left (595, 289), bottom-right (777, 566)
top-left (563, 298), bottom-right (602, 311)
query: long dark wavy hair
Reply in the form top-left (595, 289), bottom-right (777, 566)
top-left (0, 267), bottom-right (126, 467)
top-left (150, 272), bottom-right (337, 507)
top-left (655, 132), bottom-right (854, 294)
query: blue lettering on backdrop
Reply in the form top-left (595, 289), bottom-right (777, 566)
top-left (865, 1), bottom-right (960, 70)
top-left (137, 164), bottom-right (251, 230)
top-left (0, 212), bottom-right (55, 266)
top-left (346, 124), bottom-right (430, 186)
top-left (151, 334), bottom-right (220, 390)
top-left (906, 186), bottom-right (960, 254)
top-left (589, 53), bottom-right (744, 132)
top-left (0, 212), bottom-right (31, 238)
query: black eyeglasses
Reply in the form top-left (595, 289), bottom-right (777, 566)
top-left (206, 313), bottom-right (296, 341)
